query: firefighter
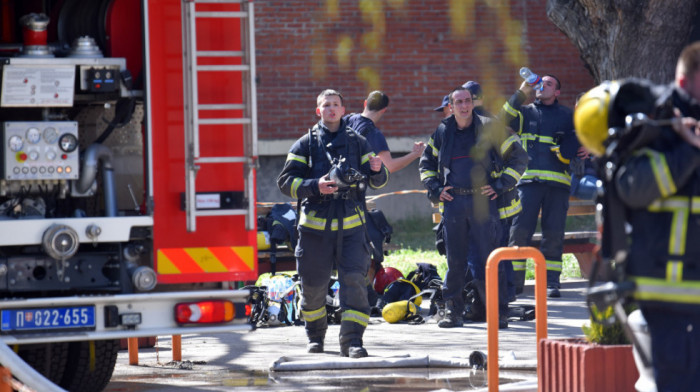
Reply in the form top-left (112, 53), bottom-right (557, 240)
top-left (419, 86), bottom-right (517, 328)
top-left (501, 74), bottom-right (579, 298)
top-left (465, 80), bottom-right (528, 303)
top-left (277, 89), bottom-right (389, 358)
top-left (574, 42), bottom-right (700, 390)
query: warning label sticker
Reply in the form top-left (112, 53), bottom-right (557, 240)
top-left (1, 65), bottom-right (75, 107)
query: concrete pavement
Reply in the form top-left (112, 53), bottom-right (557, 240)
top-left (106, 278), bottom-right (593, 391)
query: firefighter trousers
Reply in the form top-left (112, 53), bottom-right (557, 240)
top-left (642, 304), bottom-right (700, 391)
top-left (295, 228), bottom-right (371, 346)
top-left (509, 183), bottom-right (569, 289)
top-left (443, 195), bottom-right (500, 315)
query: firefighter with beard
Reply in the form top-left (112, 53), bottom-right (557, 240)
top-left (575, 42), bottom-right (700, 390)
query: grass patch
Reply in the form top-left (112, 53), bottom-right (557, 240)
top-left (385, 216), bottom-right (583, 281)
top-left (257, 215), bottom-right (585, 284)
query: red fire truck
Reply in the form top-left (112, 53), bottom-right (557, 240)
top-left (0, 0), bottom-right (258, 390)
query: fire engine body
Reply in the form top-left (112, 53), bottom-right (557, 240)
top-left (0, 0), bottom-right (258, 390)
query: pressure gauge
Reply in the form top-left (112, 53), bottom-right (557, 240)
top-left (8, 135), bottom-right (23, 152)
top-left (28, 150), bottom-right (40, 161)
top-left (26, 127), bottom-right (41, 144)
top-left (58, 134), bottom-right (78, 153)
top-left (43, 127), bottom-right (59, 144)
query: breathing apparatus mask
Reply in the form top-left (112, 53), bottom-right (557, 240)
top-left (574, 78), bottom-right (663, 161)
top-left (327, 156), bottom-right (366, 192)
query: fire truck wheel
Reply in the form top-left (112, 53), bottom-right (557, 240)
top-left (59, 339), bottom-right (120, 392)
top-left (17, 342), bottom-right (69, 384)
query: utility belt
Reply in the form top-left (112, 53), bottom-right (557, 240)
top-left (450, 187), bottom-right (478, 195)
top-left (312, 189), bottom-right (362, 202)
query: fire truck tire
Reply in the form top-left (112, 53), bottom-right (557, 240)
top-left (17, 342), bottom-right (69, 384)
top-left (59, 339), bottom-right (120, 392)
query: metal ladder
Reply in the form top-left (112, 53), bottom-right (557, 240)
top-left (181, 0), bottom-right (258, 232)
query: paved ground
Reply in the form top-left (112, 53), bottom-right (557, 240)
top-left (106, 278), bottom-right (592, 391)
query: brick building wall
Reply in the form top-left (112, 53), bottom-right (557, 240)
top-left (253, 0), bottom-right (595, 220)
top-left (254, 0), bottom-right (594, 144)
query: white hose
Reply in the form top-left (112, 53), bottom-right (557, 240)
top-left (0, 343), bottom-right (66, 392)
top-left (271, 355), bottom-right (474, 371)
top-left (271, 354), bottom-right (537, 372)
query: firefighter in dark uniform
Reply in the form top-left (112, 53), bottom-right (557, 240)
top-left (465, 80), bottom-right (528, 302)
top-left (575, 42), bottom-right (700, 392)
top-left (277, 89), bottom-right (389, 358)
top-left (501, 75), bottom-right (579, 298)
top-left (420, 86), bottom-right (519, 328)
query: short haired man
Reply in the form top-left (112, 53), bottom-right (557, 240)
top-left (595, 42), bottom-right (700, 391)
top-left (344, 91), bottom-right (425, 310)
top-left (459, 80), bottom-right (527, 305)
top-left (420, 86), bottom-right (520, 328)
top-left (278, 89), bottom-right (389, 358)
top-left (502, 74), bottom-right (580, 298)
top-left (346, 91), bottom-right (425, 173)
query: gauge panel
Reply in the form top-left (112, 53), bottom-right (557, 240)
top-left (3, 121), bottom-right (79, 181)
top-left (26, 127), bottom-right (41, 144)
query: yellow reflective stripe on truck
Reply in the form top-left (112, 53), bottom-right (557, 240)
top-left (157, 246), bottom-right (255, 274)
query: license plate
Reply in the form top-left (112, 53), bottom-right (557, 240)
top-left (1, 306), bottom-right (96, 332)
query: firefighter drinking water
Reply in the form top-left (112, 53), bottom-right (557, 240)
top-left (277, 89), bottom-right (389, 358)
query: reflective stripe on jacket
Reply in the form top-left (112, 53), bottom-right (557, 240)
top-left (277, 120), bottom-right (389, 234)
top-left (502, 91), bottom-right (577, 190)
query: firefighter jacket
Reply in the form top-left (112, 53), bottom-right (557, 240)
top-left (493, 132), bottom-right (528, 219)
top-left (615, 84), bottom-right (700, 311)
top-left (418, 114), bottom-right (526, 219)
top-left (502, 90), bottom-right (578, 190)
top-left (277, 120), bottom-right (389, 236)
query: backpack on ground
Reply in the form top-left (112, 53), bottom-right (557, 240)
top-left (406, 263), bottom-right (441, 291)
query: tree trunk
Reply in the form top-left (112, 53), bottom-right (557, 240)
top-left (547, 0), bottom-right (700, 84)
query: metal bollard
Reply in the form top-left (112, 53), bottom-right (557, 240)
top-left (485, 246), bottom-right (548, 392)
top-left (129, 335), bottom-right (181, 365)
top-left (128, 337), bottom-right (139, 365)
top-left (172, 335), bottom-right (182, 361)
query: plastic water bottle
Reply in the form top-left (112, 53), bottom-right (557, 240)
top-left (331, 281), bottom-right (340, 298)
top-left (266, 278), bottom-right (278, 301)
top-left (282, 276), bottom-right (294, 302)
top-left (519, 67), bottom-right (542, 89)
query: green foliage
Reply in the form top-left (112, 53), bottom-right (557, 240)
top-left (383, 249), bottom-right (446, 279)
top-left (524, 255), bottom-right (582, 280)
top-left (256, 215), bottom-right (584, 285)
top-left (389, 216), bottom-right (438, 251)
top-left (581, 304), bottom-right (636, 345)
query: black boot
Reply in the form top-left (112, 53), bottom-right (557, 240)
top-left (438, 300), bottom-right (463, 328)
top-left (498, 269), bottom-right (509, 329)
top-left (340, 339), bottom-right (368, 358)
top-left (498, 304), bottom-right (509, 330)
top-left (339, 319), bottom-right (368, 358)
top-left (306, 334), bottom-right (325, 353)
top-left (464, 280), bottom-right (487, 322)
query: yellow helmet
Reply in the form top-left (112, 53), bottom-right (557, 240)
top-left (575, 78), bottom-right (659, 157)
top-left (382, 300), bottom-right (418, 324)
top-left (574, 81), bottom-right (620, 157)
